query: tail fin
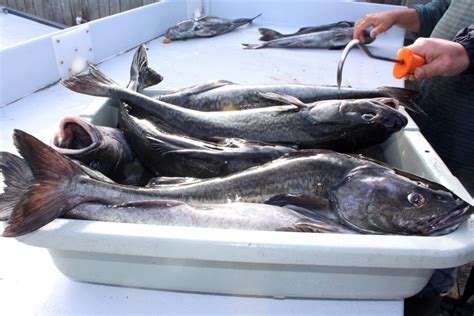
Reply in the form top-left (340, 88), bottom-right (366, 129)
top-left (2, 130), bottom-right (85, 237)
top-left (378, 87), bottom-right (426, 116)
top-left (242, 43), bottom-right (265, 50)
top-left (258, 28), bottom-right (283, 41)
top-left (128, 45), bottom-right (164, 92)
top-left (233, 13), bottom-right (262, 25)
top-left (62, 64), bottom-right (119, 98)
top-left (0, 152), bottom-right (33, 221)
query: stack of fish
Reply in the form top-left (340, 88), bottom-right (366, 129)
top-left (0, 44), bottom-right (471, 238)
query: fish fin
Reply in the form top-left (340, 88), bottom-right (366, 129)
top-left (112, 199), bottom-right (188, 208)
top-left (291, 218), bottom-right (353, 233)
top-left (242, 43), bottom-right (265, 49)
top-left (265, 194), bottom-right (330, 214)
top-left (128, 45), bottom-right (163, 92)
top-left (258, 28), bottom-right (282, 41)
top-left (233, 13), bottom-right (262, 25)
top-left (2, 130), bottom-right (86, 237)
top-left (257, 92), bottom-right (307, 109)
top-left (0, 152), bottom-right (34, 221)
top-left (175, 80), bottom-right (234, 96)
top-left (147, 177), bottom-right (201, 186)
top-left (62, 64), bottom-right (119, 98)
top-left (378, 87), bottom-right (426, 116)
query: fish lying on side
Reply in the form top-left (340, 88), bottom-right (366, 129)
top-left (0, 152), bottom-right (347, 233)
top-left (155, 80), bottom-right (420, 112)
top-left (120, 105), bottom-right (296, 178)
top-left (121, 44), bottom-right (296, 178)
top-left (258, 21), bottom-right (354, 41)
top-left (62, 66), bottom-right (407, 151)
top-left (51, 117), bottom-right (153, 185)
top-left (243, 27), bottom-right (373, 50)
top-left (1, 130), bottom-right (471, 237)
top-left (164, 14), bottom-right (262, 42)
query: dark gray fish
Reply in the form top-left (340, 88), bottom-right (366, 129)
top-left (258, 21), bottom-right (354, 41)
top-left (243, 27), bottom-right (373, 50)
top-left (1, 130), bottom-right (471, 237)
top-left (156, 80), bottom-right (419, 112)
top-left (121, 45), bottom-right (295, 178)
top-left (51, 117), bottom-right (153, 185)
top-left (62, 66), bottom-right (407, 151)
top-left (0, 152), bottom-right (350, 234)
top-left (120, 106), bottom-right (296, 178)
top-left (164, 14), bottom-right (262, 42)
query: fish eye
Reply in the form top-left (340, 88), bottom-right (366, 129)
top-left (89, 160), bottom-right (100, 170)
top-left (362, 112), bottom-right (376, 121)
top-left (407, 192), bottom-right (426, 207)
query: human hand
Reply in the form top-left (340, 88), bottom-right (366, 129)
top-left (353, 10), bottom-right (400, 41)
top-left (405, 38), bottom-right (470, 80)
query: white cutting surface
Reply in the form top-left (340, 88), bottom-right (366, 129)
top-left (0, 1), bottom-right (412, 314)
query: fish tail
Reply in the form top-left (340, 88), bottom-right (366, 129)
top-left (2, 130), bottom-right (86, 237)
top-left (258, 28), bottom-right (282, 41)
top-left (378, 87), bottom-right (427, 116)
top-left (0, 152), bottom-right (33, 221)
top-left (233, 13), bottom-right (262, 26)
top-left (62, 64), bottom-right (119, 98)
top-left (128, 45), bottom-right (164, 92)
top-left (242, 43), bottom-right (265, 50)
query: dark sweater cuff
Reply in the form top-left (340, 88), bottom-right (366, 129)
top-left (453, 25), bottom-right (474, 74)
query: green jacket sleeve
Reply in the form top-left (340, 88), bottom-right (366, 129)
top-left (414, 0), bottom-right (451, 37)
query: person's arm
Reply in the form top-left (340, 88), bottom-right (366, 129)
top-left (453, 25), bottom-right (474, 74)
top-left (353, 8), bottom-right (419, 41)
top-left (353, 0), bottom-right (450, 41)
top-left (413, 0), bottom-right (451, 37)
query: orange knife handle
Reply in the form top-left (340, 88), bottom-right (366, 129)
top-left (392, 47), bottom-right (426, 79)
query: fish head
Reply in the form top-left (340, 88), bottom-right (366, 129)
top-left (164, 20), bottom-right (200, 40)
top-left (329, 165), bottom-right (472, 235)
top-left (339, 97), bottom-right (407, 131)
top-left (51, 117), bottom-right (134, 181)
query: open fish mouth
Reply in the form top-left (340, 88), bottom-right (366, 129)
top-left (51, 117), bottom-right (100, 155)
top-left (424, 203), bottom-right (472, 235)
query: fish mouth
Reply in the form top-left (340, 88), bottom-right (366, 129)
top-left (423, 203), bottom-right (472, 235)
top-left (51, 117), bottom-right (101, 155)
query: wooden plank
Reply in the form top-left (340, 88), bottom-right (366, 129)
top-left (109, 0), bottom-right (120, 15)
top-left (15, 0), bottom-right (26, 12)
top-left (23, 0), bottom-right (35, 15)
top-left (143, 0), bottom-right (158, 5)
top-left (86, 0), bottom-right (100, 21)
top-left (129, 0), bottom-right (143, 10)
top-left (7, 0), bottom-right (16, 8)
top-left (59, 0), bottom-right (73, 25)
top-left (119, 0), bottom-right (131, 12)
top-left (97, 0), bottom-right (109, 18)
top-left (31, 0), bottom-right (44, 18)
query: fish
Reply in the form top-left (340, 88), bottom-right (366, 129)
top-left (155, 80), bottom-right (420, 112)
top-left (51, 117), bottom-right (154, 185)
top-left (121, 48), bottom-right (296, 178)
top-left (120, 105), bottom-right (296, 178)
top-left (164, 14), bottom-right (262, 42)
top-left (258, 21), bottom-right (354, 41)
top-left (242, 27), bottom-right (373, 50)
top-left (0, 152), bottom-right (352, 233)
top-left (62, 66), bottom-right (408, 151)
top-left (1, 129), bottom-right (471, 237)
